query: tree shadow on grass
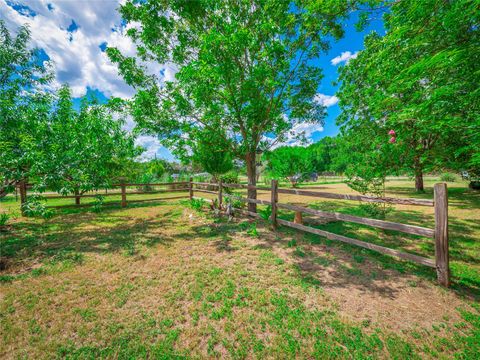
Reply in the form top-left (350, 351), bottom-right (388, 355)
top-left (0, 201), bottom-right (186, 275)
top-left (175, 217), bottom-right (239, 253)
top-left (245, 211), bottom-right (480, 301)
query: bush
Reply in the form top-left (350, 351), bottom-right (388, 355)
top-left (258, 205), bottom-right (272, 222)
top-left (190, 198), bottom-right (206, 212)
top-left (219, 171), bottom-right (239, 194)
top-left (92, 195), bottom-right (104, 213)
top-left (21, 196), bottom-right (54, 219)
top-left (440, 173), bottom-right (456, 182)
top-left (219, 171), bottom-right (239, 184)
top-left (0, 212), bottom-right (10, 227)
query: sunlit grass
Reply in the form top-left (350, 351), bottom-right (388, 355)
top-left (0, 180), bottom-right (479, 358)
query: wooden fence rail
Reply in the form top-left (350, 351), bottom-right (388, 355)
top-left (189, 179), bottom-right (449, 287)
top-left (19, 182), bottom-right (191, 208)
top-left (17, 179), bottom-right (449, 286)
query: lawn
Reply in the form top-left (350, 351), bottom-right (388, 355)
top-left (1, 180), bottom-right (479, 359)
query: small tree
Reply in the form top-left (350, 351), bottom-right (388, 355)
top-left (191, 131), bottom-right (234, 182)
top-left (0, 20), bottom-right (52, 197)
top-left (265, 146), bottom-right (310, 187)
top-left (43, 85), bottom-right (140, 196)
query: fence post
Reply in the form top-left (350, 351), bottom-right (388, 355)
top-left (434, 183), bottom-right (449, 287)
top-left (218, 179), bottom-right (223, 208)
top-left (189, 177), bottom-right (193, 200)
top-left (121, 182), bottom-right (127, 208)
top-left (271, 179), bottom-right (278, 229)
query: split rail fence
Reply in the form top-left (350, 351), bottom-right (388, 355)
top-left (191, 179), bottom-right (450, 287)
top-left (17, 178), bottom-right (450, 287)
top-left (17, 181), bottom-right (191, 208)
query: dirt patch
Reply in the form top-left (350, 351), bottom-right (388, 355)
top-left (242, 221), bottom-right (468, 334)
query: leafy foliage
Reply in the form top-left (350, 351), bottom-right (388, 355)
top-left (107, 0), bottom-right (375, 209)
top-left (190, 198), bottom-right (206, 212)
top-left (337, 0), bottom-right (480, 191)
top-left (42, 85), bottom-right (140, 195)
top-left (0, 212), bottom-right (10, 227)
top-left (191, 130), bottom-right (234, 181)
top-left (258, 205), bottom-right (272, 223)
top-left (265, 146), bottom-right (311, 187)
top-left (21, 195), bottom-right (54, 219)
top-left (440, 173), bottom-right (457, 182)
top-left (0, 20), bottom-right (52, 188)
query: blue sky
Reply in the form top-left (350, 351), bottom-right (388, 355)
top-left (1, 0), bottom-right (385, 161)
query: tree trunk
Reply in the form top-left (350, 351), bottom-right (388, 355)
top-left (75, 190), bottom-right (81, 205)
top-left (245, 152), bottom-right (257, 213)
top-left (414, 158), bottom-right (424, 192)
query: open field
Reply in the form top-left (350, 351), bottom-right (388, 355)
top-left (1, 180), bottom-right (479, 358)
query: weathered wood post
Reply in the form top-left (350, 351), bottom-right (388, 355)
top-left (218, 179), bottom-right (223, 209)
top-left (121, 181), bottom-right (127, 208)
top-left (434, 183), bottom-right (449, 287)
top-left (294, 211), bottom-right (303, 225)
top-left (189, 177), bottom-right (193, 200)
top-left (271, 179), bottom-right (278, 229)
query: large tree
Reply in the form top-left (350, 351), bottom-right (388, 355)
top-left (0, 20), bottom-right (52, 197)
top-left (337, 0), bottom-right (479, 191)
top-left (108, 0), bottom-right (372, 211)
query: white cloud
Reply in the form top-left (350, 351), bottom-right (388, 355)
top-left (314, 93), bottom-right (339, 107)
top-left (0, 0), bottom-right (177, 159)
top-left (262, 116), bottom-right (324, 149)
top-left (0, 0), bottom-right (140, 98)
top-left (135, 135), bottom-right (174, 162)
top-left (331, 51), bottom-right (358, 66)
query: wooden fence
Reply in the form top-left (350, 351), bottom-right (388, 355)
top-left (190, 180), bottom-right (450, 287)
top-left (17, 179), bottom-right (450, 287)
top-left (18, 181), bottom-right (191, 208)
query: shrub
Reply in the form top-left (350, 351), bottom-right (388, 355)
top-left (219, 171), bottom-right (239, 195)
top-left (440, 173), bottom-right (456, 182)
top-left (219, 171), bottom-right (238, 184)
top-left (190, 198), bottom-right (206, 212)
top-left (21, 196), bottom-right (54, 219)
top-left (225, 196), bottom-right (245, 210)
top-left (258, 205), bottom-right (272, 222)
top-left (246, 222), bottom-right (259, 237)
top-left (92, 195), bottom-right (104, 213)
top-left (0, 212), bottom-right (10, 227)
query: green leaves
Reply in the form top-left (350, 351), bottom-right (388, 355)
top-left (337, 0), bottom-right (480, 184)
top-left (265, 146), bottom-right (311, 186)
top-left (108, 0), bottom-right (371, 185)
top-left (0, 20), bottom-right (139, 197)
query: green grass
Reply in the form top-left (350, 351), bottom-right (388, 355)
top-left (1, 181), bottom-right (479, 358)
top-left (273, 180), bottom-right (480, 296)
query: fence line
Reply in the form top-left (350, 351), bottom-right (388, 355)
top-left (189, 179), bottom-right (449, 287)
top-left (16, 178), bottom-right (449, 286)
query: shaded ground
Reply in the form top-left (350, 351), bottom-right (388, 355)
top-left (1, 181), bottom-right (479, 358)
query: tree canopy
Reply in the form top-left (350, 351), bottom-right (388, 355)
top-left (191, 130), bottom-right (234, 181)
top-left (0, 21), bottom-right (140, 198)
top-left (41, 85), bottom-right (140, 195)
top-left (108, 0), bottom-right (374, 210)
top-left (265, 146), bottom-right (310, 187)
top-left (337, 0), bottom-right (480, 191)
top-left (0, 20), bottom-right (52, 194)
